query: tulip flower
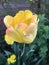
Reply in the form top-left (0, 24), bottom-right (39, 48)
top-left (4, 10), bottom-right (39, 45)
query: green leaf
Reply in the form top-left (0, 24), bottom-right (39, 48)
top-left (38, 14), bottom-right (46, 22)
top-left (11, 43), bottom-right (20, 55)
top-left (4, 50), bottom-right (12, 57)
top-left (39, 46), bottom-right (48, 57)
top-left (0, 53), bottom-right (6, 65)
top-left (35, 57), bottom-right (44, 65)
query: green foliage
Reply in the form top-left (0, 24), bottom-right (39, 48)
top-left (0, 53), bottom-right (6, 65)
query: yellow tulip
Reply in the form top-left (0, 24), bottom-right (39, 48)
top-left (4, 10), bottom-right (39, 44)
top-left (7, 54), bottom-right (16, 64)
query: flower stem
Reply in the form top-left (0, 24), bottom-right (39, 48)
top-left (18, 55), bottom-right (20, 65)
top-left (21, 44), bottom-right (25, 57)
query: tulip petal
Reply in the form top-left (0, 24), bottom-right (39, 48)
top-left (31, 14), bottom-right (38, 24)
top-left (6, 27), bottom-right (24, 43)
top-left (5, 35), bottom-right (14, 45)
top-left (16, 23), bottom-right (28, 32)
top-left (14, 11), bottom-right (25, 27)
top-left (25, 10), bottom-right (33, 19)
top-left (25, 23), bottom-right (37, 34)
top-left (4, 15), bottom-right (13, 28)
top-left (23, 23), bottom-right (38, 43)
top-left (23, 34), bottom-right (36, 43)
top-left (24, 10), bottom-right (38, 25)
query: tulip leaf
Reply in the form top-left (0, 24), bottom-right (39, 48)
top-left (11, 43), bottom-right (21, 55)
top-left (35, 57), bottom-right (44, 65)
top-left (4, 50), bottom-right (12, 57)
top-left (0, 53), bottom-right (6, 65)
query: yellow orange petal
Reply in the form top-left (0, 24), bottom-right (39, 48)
top-left (16, 23), bottom-right (28, 32)
top-left (24, 10), bottom-right (37, 25)
top-left (5, 35), bottom-right (14, 45)
top-left (7, 58), bottom-right (11, 64)
top-left (23, 23), bottom-right (38, 43)
top-left (10, 55), bottom-right (16, 60)
top-left (23, 34), bottom-right (35, 43)
top-left (25, 23), bottom-right (37, 33)
top-left (4, 15), bottom-right (13, 28)
top-left (31, 14), bottom-right (37, 23)
top-left (25, 14), bottom-right (38, 25)
top-left (10, 59), bottom-right (16, 63)
top-left (6, 27), bottom-right (24, 43)
top-left (25, 10), bottom-right (33, 20)
top-left (14, 11), bottom-right (25, 28)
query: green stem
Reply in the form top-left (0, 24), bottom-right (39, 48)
top-left (18, 55), bottom-right (20, 65)
top-left (21, 44), bottom-right (25, 57)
